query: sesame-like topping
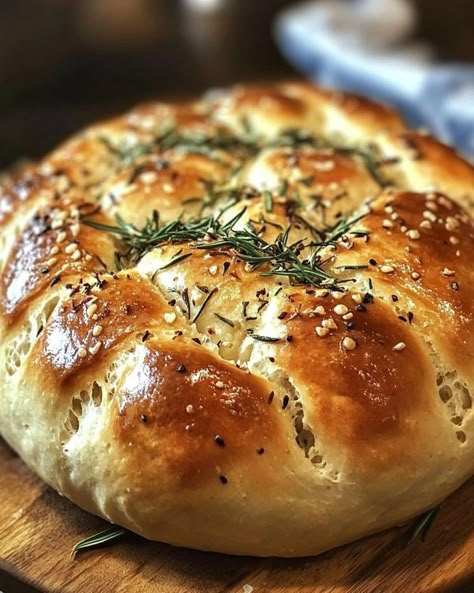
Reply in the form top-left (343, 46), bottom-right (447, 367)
top-left (87, 303), bottom-right (98, 318)
top-left (380, 265), bottom-right (395, 274)
top-left (313, 160), bottom-right (335, 171)
top-left (56, 231), bottom-right (67, 243)
top-left (445, 217), bottom-right (460, 232)
top-left (419, 220), bottom-right (432, 230)
top-left (64, 243), bottom-right (77, 254)
top-left (208, 265), bottom-right (218, 276)
top-left (314, 305), bottom-right (326, 316)
top-left (423, 210), bottom-right (437, 222)
top-left (92, 324), bottom-right (103, 337)
top-left (392, 342), bottom-right (406, 352)
top-left (71, 249), bottom-right (81, 261)
top-left (351, 293), bottom-right (363, 304)
top-left (382, 219), bottom-right (393, 229)
top-left (215, 380), bottom-right (225, 389)
top-left (186, 404), bottom-right (194, 414)
top-left (78, 347), bottom-right (87, 358)
top-left (441, 268), bottom-right (455, 277)
top-left (315, 289), bottom-right (329, 298)
top-left (315, 326), bottom-right (329, 337)
top-left (46, 257), bottom-right (57, 267)
top-left (140, 171), bottom-right (158, 184)
top-left (449, 236), bottom-right (460, 245)
top-left (164, 312), bottom-right (177, 324)
top-left (89, 341), bottom-right (102, 355)
top-left (406, 229), bottom-right (420, 240)
top-left (342, 312), bottom-right (353, 321)
top-left (411, 271), bottom-right (421, 280)
top-left (425, 201), bottom-right (437, 212)
top-left (321, 317), bottom-right (337, 329)
top-left (70, 223), bottom-right (80, 237)
top-left (162, 182), bottom-right (175, 194)
top-left (333, 304), bottom-right (349, 316)
top-left (50, 246), bottom-right (59, 256)
top-left (437, 195), bottom-right (452, 209)
top-left (341, 336), bottom-right (356, 351)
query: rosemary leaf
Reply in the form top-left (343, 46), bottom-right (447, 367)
top-left (83, 167), bottom-right (369, 289)
top-left (72, 526), bottom-right (127, 556)
top-left (247, 331), bottom-right (280, 343)
top-left (214, 312), bottom-right (235, 327)
top-left (192, 287), bottom-right (218, 323)
top-left (407, 507), bottom-right (439, 545)
top-left (335, 265), bottom-right (369, 271)
top-left (264, 191), bottom-right (273, 213)
top-left (153, 252), bottom-right (192, 275)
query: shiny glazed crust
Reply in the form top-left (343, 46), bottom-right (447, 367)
top-left (0, 82), bottom-right (473, 557)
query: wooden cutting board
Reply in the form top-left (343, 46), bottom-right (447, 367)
top-left (0, 438), bottom-right (472, 593)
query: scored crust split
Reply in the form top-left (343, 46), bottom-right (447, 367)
top-left (0, 82), bottom-right (473, 557)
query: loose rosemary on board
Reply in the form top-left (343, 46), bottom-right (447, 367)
top-left (71, 507), bottom-right (441, 556)
top-left (71, 526), bottom-right (128, 557)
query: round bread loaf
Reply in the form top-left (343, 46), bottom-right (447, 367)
top-left (0, 83), bottom-right (472, 557)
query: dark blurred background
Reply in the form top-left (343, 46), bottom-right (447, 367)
top-left (1, 0), bottom-right (474, 168)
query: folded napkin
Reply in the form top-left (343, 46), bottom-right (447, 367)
top-left (275, 0), bottom-right (474, 159)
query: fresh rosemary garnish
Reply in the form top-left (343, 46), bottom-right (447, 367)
top-left (335, 265), bottom-right (369, 271)
top-left (247, 330), bottom-right (281, 342)
top-left (152, 252), bottom-right (192, 277)
top-left (407, 507), bottom-right (439, 544)
top-left (98, 124), bottom-right (388, 189)
top-left (278, 179), bottom-right (288, 197)
top-left (315, 212), bottom-right (369, 252)
top-left (72, 526), bottom-right (127, 556)
top-left (183, 179), bottom-right (241, 214)
top-left (214, 312), bottom-right (235, 327)
top-left (192, 286), bottom-right (218, 323)
top-left (268, 128), bottom-right (389, 188)
top-left (84, 204), bottom-right (368, 289)
top-left (264, 191), bottom-right (273, 213)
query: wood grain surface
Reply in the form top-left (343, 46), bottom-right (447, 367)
top-left (0, 439), bottom-right (472, 593)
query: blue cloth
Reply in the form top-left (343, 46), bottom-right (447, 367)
top-left (275, 1), bottom-right (474, 159)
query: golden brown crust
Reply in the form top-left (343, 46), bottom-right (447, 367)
top-left (100, 153), bottom-right (234, 227)
top-left (1, 201), bottom-right (115, 323)
top-left (281, 82), bottom-right (404, 130)
top-left (334, 190), bottom-right (474, 376)
top-left (114, 339), bottom-right (281, 488)
top-left (0, 81), bottom-right (472, 557)
top-left (36, 273), bottom-right (166, 383)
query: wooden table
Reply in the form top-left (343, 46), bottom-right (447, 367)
top-left (0, 438), bottom-right (472, 593)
